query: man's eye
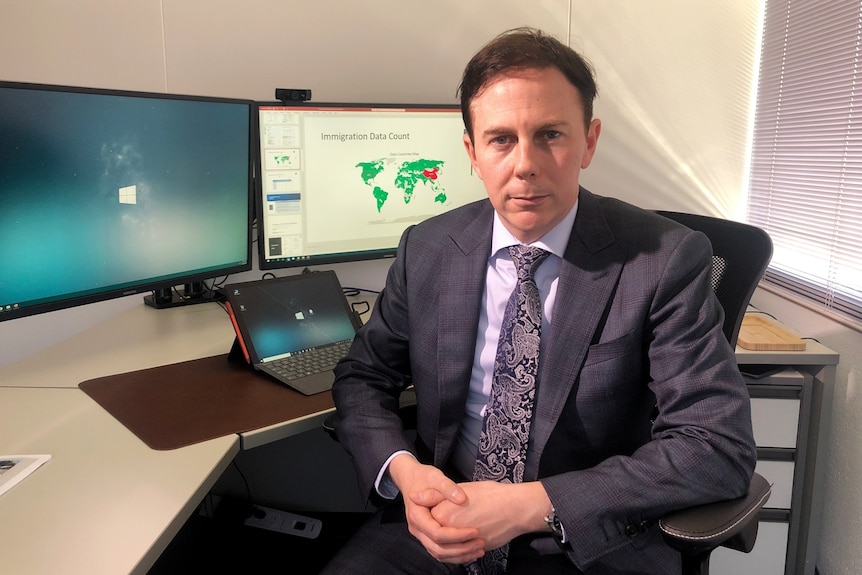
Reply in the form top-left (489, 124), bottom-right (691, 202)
top-left (491, 135), bottom-right (511, 145)
top-left (544, 130), bottom-right (561, 140)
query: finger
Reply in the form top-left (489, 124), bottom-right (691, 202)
top-left (432, 535), bottom-right (485, 564)
top-left (431, 541), bottom-right (486, 565)
top-left (410, 527), bottom-right (485, 564)
top-left (408, 487), bottom-right (448, 508)
top-left (432, 524), bottom-right (482, 546)
top-left (429, 475), bottom-right (467, 504)
top-left (405, 501), bottom-right (479, 545)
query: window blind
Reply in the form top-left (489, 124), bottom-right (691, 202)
top-left (748, 0), bottom-right (862, 321)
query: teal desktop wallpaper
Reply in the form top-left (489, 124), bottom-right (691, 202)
top-left (0, 85), bottom-right (251, 311)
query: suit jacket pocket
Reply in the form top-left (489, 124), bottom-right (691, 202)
top-left (582, 331), bottom-right (637, 367)
top-left (578, 332), bottom-right (644, 402)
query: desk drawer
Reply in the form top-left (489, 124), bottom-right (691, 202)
top-left (711, 520), bottom-right (788, 575)
top-left (750, 396), bottom-right (800, 448)
top-left (755, 459), bottom-right (795, 509)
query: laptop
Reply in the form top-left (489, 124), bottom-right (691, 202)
top-left (223, 271), bottom-right (361, 395)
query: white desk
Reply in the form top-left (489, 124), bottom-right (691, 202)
top-left (0, 301), bottom-right (236, 389)
top-left (0, 301), bottom-right (335, 574)
top-left (0, 386), bottom-right (240, 575)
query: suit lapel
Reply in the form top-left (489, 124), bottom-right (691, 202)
top-left (525, 189), bottom-right (625, 480)
top-left (428, 193), bottom-right (625, 475)
top-left (435, 203), bottom-right (494, 465)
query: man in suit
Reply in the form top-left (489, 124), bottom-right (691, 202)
top-left (323, 27), bottom-right (756, 574)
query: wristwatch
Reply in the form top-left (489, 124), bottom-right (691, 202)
top-left (544, 506), bottom-right (564, 540)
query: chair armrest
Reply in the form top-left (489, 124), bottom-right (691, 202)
top-left (659, 472), bottom-right (771, 555)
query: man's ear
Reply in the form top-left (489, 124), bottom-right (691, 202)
top-left (581, 118), bottom-right (601, 169)
top-left (463, 133), bottom-right (483, 180)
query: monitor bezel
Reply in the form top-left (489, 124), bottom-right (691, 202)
top-left (0, 80), bottom-right (256, 322)
top-left (254, 100), bottom-right (471, 270)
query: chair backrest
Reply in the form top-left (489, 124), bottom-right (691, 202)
top-left (654, 211), bottom-right (773, 347)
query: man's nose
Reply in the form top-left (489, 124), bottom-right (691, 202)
top-left (514, 140), bottom-right (539, 179)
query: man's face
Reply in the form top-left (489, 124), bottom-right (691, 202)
top-left (464, 67), bottom-right (601, 244)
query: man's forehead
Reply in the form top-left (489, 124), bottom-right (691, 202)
top-left (469, 68), bottom-right (585, 114)
top-left (470, 94), bottom-right (583, 134)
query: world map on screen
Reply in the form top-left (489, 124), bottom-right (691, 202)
top-left (355, 157), bottom-right (447, 212)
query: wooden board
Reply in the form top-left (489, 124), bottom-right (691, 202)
top-left (737, 314), bottom-right (807, 351)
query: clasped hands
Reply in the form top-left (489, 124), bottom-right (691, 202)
top-left (388, 454), bottom-right (551, 565)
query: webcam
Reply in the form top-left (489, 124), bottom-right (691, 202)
top-left (275, 88), bottom-right (312, 103)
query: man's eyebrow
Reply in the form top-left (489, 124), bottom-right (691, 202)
top-left (481, 120), bottom-right (571, 137)
top-left (535, 120), bottom-right (569, 131)
top-left (480, 127), bottom-right (513, 137)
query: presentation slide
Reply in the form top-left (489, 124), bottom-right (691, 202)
top-left (300, 113), bottom-right (485, 245)
top-left (257, 105), bottom-right (488, 263)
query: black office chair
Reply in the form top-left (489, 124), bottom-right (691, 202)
top-left (325, 211), bottom-right (774, 575)
top-left (653, 210), bottom-right (773, 575)
top-left (654, 211), bottom-right (773, 349)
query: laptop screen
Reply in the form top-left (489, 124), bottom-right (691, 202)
top-left (225, 271), bottom-right (357, 362)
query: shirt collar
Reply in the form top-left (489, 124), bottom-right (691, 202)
top-left (491, 200), bottom-right (578, 259)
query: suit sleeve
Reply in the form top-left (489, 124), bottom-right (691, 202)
top-left (540, 228), bottom-right (757, 570)
top-left (331, 227), bottom-right (419, 500)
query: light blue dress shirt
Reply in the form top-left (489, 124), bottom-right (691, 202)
top-left (450, 202), bottom-right (577, 479)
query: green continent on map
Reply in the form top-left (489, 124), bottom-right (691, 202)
top-left (356, 160), bottom-right (386, 185)
top-left (356, 158), bottom-right (447, 212)
top-left (356, 160), bottom-right (390, 211)
top-left (372, 187), bottom-right (389, 211)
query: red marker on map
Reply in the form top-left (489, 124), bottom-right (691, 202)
top-left (422, 167), bottom-right (439, 180)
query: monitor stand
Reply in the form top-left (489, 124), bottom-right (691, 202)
top-left (143, 281), bottom-right (225, 309)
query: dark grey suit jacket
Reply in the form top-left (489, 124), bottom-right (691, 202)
top-left (332, 188), bottom-right (756, 573)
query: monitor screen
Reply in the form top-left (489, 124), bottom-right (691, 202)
top-left (255, 102), bottom-right (488, 269)
top-left (0, 81), bottom-right (255, 322)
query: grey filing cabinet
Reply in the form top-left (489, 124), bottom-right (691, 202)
top-left (711, 337), bottom-right (838, 575)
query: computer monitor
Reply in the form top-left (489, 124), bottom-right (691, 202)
top-left (255, 102), bottom-right (488, 269)
top-left (0, 81), bottom-right (255, 322)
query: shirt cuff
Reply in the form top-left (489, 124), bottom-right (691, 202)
top-left (374, 450), bottom-right (416, 499)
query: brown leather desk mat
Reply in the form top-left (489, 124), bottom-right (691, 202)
top-left (78, 354), bottom-right (334, 450)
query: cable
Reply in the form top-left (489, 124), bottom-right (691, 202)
top-left (342, 286), bottom-right (378, 319)
top-left (231, 459), bottom-right (252, 505)
top-left (351, 300), bottom-right (371, 317)
top-left (342, 286), bottom-right (381, 296)
top-left (744, 308), bottom-right (778, 321)
top-left (209, 275), bottom-right (230, 290)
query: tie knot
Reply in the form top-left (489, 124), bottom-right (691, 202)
top-left (508, 245), bottom-right (550, 281)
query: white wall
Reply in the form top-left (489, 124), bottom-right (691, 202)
top-left (0, 0), bottom-right (762, 367)
top-left (14, 3), bottom-right (862, 574)
top-left (574, 1), bottom-right (763, 220)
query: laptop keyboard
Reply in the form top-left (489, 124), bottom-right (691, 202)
top-left (266, 340), bottom-right (353, 381)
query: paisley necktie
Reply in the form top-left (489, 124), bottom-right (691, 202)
top-left (468, 245), bottom-right (550, 575)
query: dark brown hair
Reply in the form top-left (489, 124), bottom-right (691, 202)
top-left (457, 27), bottom-right (598, 140)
